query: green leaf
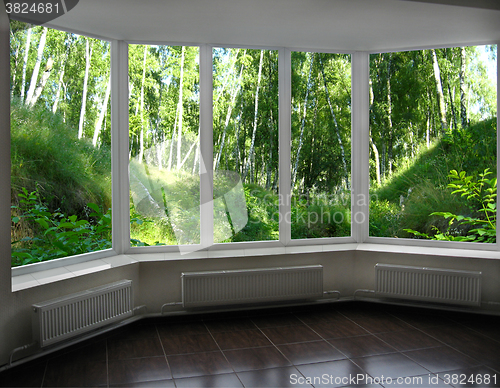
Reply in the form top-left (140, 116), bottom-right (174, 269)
top-left (58, 222), bottom-right (76, 229)
top-left (87, 203), bottom-right (100, 213)
top-left (12, 251), bottom-right (33, 259)
top-left (35, 218), bottom-right (49, 229)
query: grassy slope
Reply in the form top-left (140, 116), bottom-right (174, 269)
top-left (370, 117), bottom-right (497, 238)
top-left (11, 98), bottom-right (496, 243)
top-left (10, 99), bottom-right (112, 216)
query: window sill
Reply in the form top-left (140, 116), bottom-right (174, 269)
top-left (11, 255), bottom-right (139, 292)
top-left (355, 243), bottom-right (500, 260)
top-left (11, 242), bottom-right (500, 292)
top-left (11, 244), bottom-right (358, 292)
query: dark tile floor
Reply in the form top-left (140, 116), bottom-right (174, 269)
top-left (1, 301), bottom-right (500, 387)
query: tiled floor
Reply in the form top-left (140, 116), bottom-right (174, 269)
top-left (1, 301), bottom-right (500, 387)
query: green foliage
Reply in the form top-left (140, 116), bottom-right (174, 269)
top-left (369, 199), bottom-right (401, 238)
top-left (405, 169), bottom-right (496, 243)
top-left (10, 25), bottom-right (111, 143)
top-left (370, 113), bottom-right (496, 240)
top-left (370, 46), bottom-right (496, 190)
top-left (291, 189), bottom-right (351, 239)
top-left (129, 204), bottom-right (169, 247)
top-left (291, 52), bottom-right (351, 193)
top-left (11, 188), bottom-right (112, 267)
top-left (11, 98), bottom-right (111, 216)
top-left (228, 184), bottom-right (279, 242)
top-left (440, 118), bottom-right (497, 173)
top-left (11, 188), bottom-right (156, 266)
top-left (9, 22), bottom-right (498, 264)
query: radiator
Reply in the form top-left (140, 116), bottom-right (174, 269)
top-left (32, 280), bottom-right (133, 347)
top-left (375, 264), bottom-right (481, 306)
top-left (181, 265), bottom-right (323, 308)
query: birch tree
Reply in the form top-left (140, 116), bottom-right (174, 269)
top-left (138, 45), bottom-right (147, 162)
top-left (369, 78), bottom-right (381, 186)
top-left (176, 46), bottom-right (185, 169)
top-left (291, 52), bottom-right (314, 190)
top-left (10, 30), bottom-right (21, 99)
top-left (52, 37), bottom-right (72, 113)
top-left (20, 25), bottom-right (31, 104)
top-left (28, 56), bottom-right (53, 107)
top-left (214, 50), bottom-right (244, 171)
top-left (460, 46), bottom-right (468, 127)
top-left (242, 49), bottom-right (264, 183)
top-left (386, 53), bottom-right (394, 176)
top-left (78, 37), bottom-right (92, 139)
top-left (25, 27), bottom-right (47, 106)
top-left (319, 54), bottom-right (349, 190)
top-left (93, 75), bottom-right (111, 147)
top-left (431, 49), bottom-right (447, 134)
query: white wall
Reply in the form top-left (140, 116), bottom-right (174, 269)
top-left (2, 248), bottom-right (500, 367)
top-left (0, 7), bottom-right (134, 366)
top-left (1, 3), bottom-right (500, 368)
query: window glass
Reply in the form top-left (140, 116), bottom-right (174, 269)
top-left (369, 45), bottom-right (497, 243)
top-left (212, 48), bottom-right (279, 242)
top-left (291, 52), bottom-right (352, 239)
top-left (128, 45), bottom-right (200, 246)
top-left (10, 22), bottom-right (112, 266)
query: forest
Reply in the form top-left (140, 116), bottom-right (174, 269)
top-left (9, 21), bottom-right (497, 266)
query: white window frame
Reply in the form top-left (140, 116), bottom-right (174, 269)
top-left (364, 43), bottom-right (500, 252)
top-left (9, 28), bottom-right (500, 277)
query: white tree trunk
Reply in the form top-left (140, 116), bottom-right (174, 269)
top-left (78, 38), bottom-right (92, 139)
top-left (291, 53), bottom-right (314, 190)
top-left (319, 55), bottom-right (349, 190)
top-left (20, 25), bottom-right (32, 104)
top-left (93, 75), bottom-right (111, 147)
top-left (28, 57), bottom-right (53, 107)
top-left (386, 54), bottom-right (393, 176)
top-left (10, 30), bottom-right (21, 99)
top-left (52, 61), bottom-right (65, 113)
top-left (242, 49), bottom-right (264, 183)
top-left (369, 79), bottom-right (381, 186)
top-left (192, 133), bottom-right (200, 175)
top-left (52, 41), bottom-right (71, 113)
top-left (215, 54), bottom-right (244, 170)
top-left (138, 45), bottom-right (147, 162)
top-left (25, 27), bottom-right (47, 106)
top-left (431, 49), bottom-right (447, 134)
top-left (176, 46), bottom-right (185, 170)
top-left (460, 46), bottom-right (467, 127)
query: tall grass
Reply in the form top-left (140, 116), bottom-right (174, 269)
top-left (370, 117), bottom-right (497, 238)
top-left (11, 97), bottom-right (497, 250)
top-left (11, 98), bottom-right (112, 216)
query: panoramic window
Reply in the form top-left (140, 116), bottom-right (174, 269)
top-left (10, 33), bottom-right (498, 270)
top-left (212, 48), bottom-right (279, 242)
top-left (10, 22), bottom-right (112, 267)
top-left (369, 45), bottom-right (497, 243)
top-left (128, 45), bottom-right (200, 246)
top-left (291, 51), bottom-right (351, 239)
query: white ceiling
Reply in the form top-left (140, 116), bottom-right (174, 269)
top-left (46, 0), bottom-right (500, 51)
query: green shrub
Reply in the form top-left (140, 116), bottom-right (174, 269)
top-left (11, 188), bottom-right (112, 266)
top-left (10, 98), bottom-right (111, 217)
top-left (405, 169), bottom-right (496, 243)
top-left (369, 199), bottom-right (401, 238)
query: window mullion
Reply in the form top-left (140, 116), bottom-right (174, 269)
top-left (111, 40), bottom-right (131, 254)
top-left (279, 48), bottom-right (291, 246)
top-left (351, 51), bottom-right (370, 243)
top-left (200, 44), bottom-right (214, 249)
